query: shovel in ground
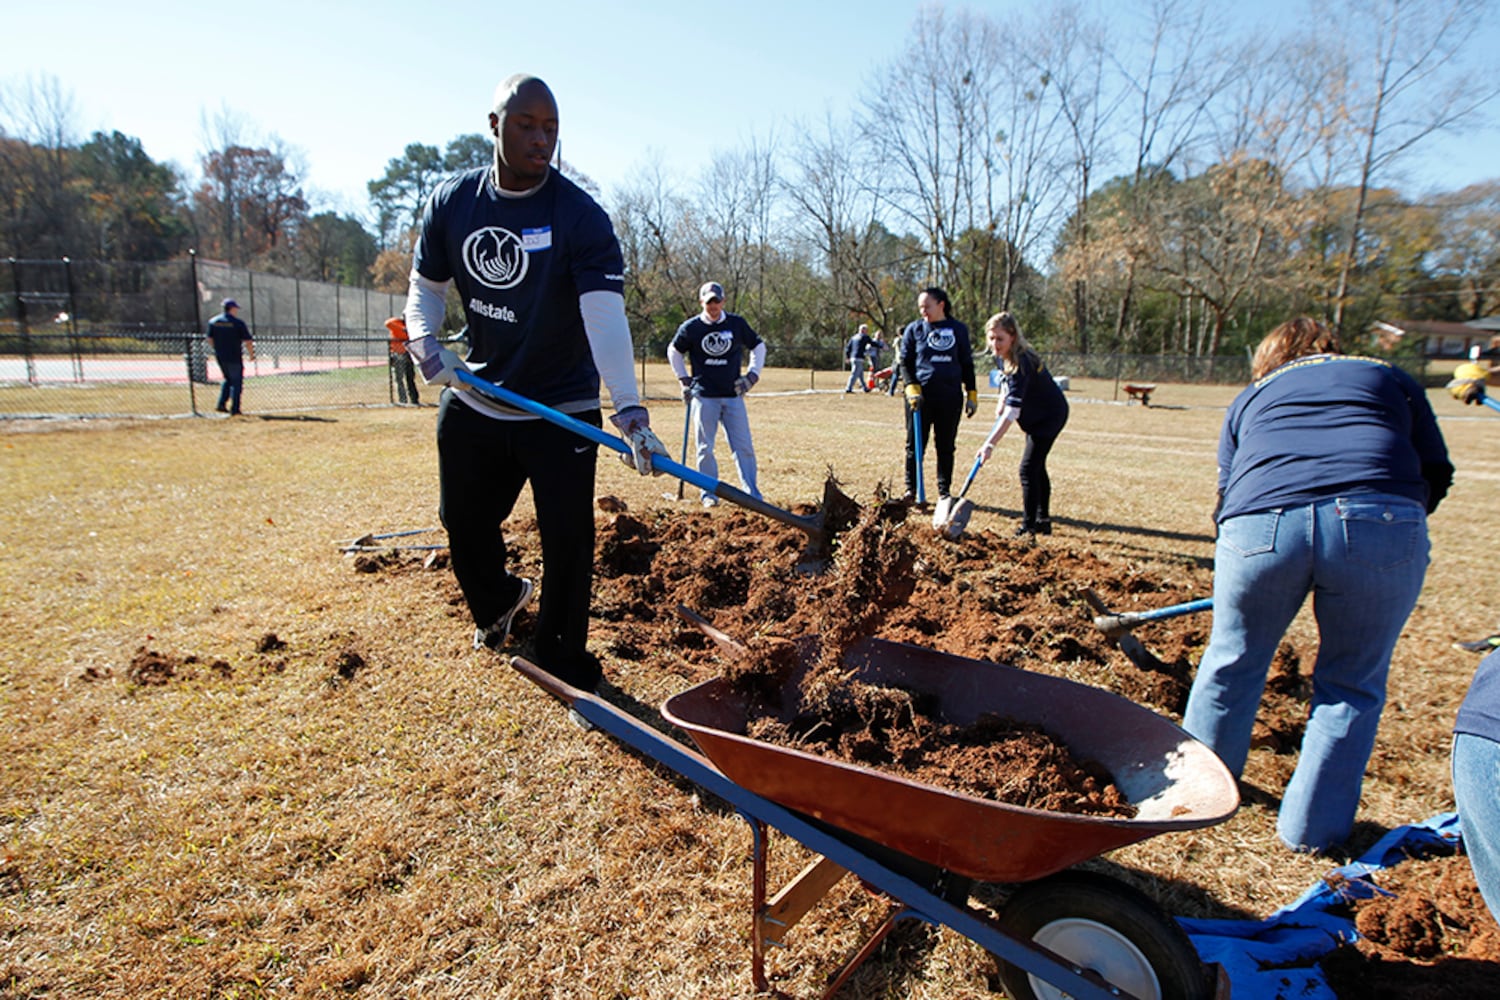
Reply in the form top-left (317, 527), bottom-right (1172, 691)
top-left (1080, 588), bottom-right (1212, 672)
top-left (454, 369), bottom-right (844, 566)
top-left (663, 399), bottom-right (693, 501)
top-left (1091, 597), bottom-right (1214, 640)
top-left (911, 405), bottom-right (926, 506)
top-left (933, 454), bottom-right (983, 540)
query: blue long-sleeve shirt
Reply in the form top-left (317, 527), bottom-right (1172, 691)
top-left (1216, 354), bottom-right (1451, 522)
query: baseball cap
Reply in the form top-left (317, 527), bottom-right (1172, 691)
top-left (222, 298), bottom-right (239, 310)
top-left (699, 282), bottom-right (725, 303)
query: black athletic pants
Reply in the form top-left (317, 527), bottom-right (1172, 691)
top-left (436, 392), bottom-right (602, 690)
top-left (904, 387), bottom-right (963, 498)
top-left (1018, 412), bottom-right (1067, 528)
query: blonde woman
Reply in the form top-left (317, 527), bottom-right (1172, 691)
top-left (975, 313), bottom-right (1069, 535)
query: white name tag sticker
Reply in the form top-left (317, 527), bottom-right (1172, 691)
top-left (522, 227), bottom-right (553, 252)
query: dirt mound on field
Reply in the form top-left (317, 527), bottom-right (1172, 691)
top-left (1320, 851), bottom-right (1500, 998)
top-left (353, 487), bottom-right (1497, 976)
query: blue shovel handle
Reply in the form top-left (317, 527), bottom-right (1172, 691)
top-left (452, 369), bottom-right (825, 544)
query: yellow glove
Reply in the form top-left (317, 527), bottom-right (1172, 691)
top-left (964, 390), bottom-right (978, 418)
top-left (905, 383), bottom-right (923, 410)
top-left (1448, 362), bottom-right (1488, 405)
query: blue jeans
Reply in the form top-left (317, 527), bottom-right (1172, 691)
top-left (1181, 494), bottom-right (1429, 851)
top-left (1453, 732), bottom-right (1500, 923)
top-left (693, 396), bottom-right (759, 501)
top-left (216, 363), bottom-right (244, 412)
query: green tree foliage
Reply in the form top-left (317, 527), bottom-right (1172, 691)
top-left (76, 130), bottom-right (190, 260)
top-left (368, 142), bottom-right (443, 251)
top-left (296, 211), bottom-right (378, 286)
top-left (368, 134), bottom-right (491, 251)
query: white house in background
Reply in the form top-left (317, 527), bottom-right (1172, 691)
top-left (1371, 318), bottom-right (1500, 358)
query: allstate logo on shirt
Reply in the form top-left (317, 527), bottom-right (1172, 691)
top-left (926, 327), bottom-right (956, 351)
top-left (462, 227), bottom-right (529, 290)
top-left (702, 330), bottom-right (734, 357)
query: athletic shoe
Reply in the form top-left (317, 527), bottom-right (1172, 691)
top-left (473, 577), bottom-right (535, 650)
top-left (566, 707), bottom-right (596, 732)
top-left (701, 495), bottom-right (720, 508)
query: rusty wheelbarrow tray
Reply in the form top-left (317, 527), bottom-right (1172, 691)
top-left (512, 639), bottom-right (1236, 1000)
top-left (662, 635), bottom-right (1239, 884)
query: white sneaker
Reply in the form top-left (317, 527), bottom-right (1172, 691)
top-left (567, 707), bottom-right (596, 731)
top-left (473, 577), bottom-right (535, 650)
top-left (701, 495), bottom-right (720, 508)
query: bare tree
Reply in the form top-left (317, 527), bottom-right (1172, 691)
top-left (1027, 1), bottom-right (1116, 352)
top-left (860, 5), bottom-right (1005, 314)
top-left (0, 74), bottom-right (83, 257)
top-left (784, 112), bottom-right (907, 335)
top-left (1316, 0), bottom-right (1499, 335)
top-left (1104, 0), bottom-right (1238, 349)
top-left (609, 157), bottom-right (692, 343)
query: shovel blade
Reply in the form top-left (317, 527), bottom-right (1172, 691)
top-left (930, 496), bottom-right (953, 533)
top-left (941, 498), bottom-right (974, 539)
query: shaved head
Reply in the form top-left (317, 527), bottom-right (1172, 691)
top-left (492, 74), bottom-right (554, 117)
top-left (488, 75), bottom-right (558, 191)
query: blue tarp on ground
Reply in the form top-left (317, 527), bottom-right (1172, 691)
top-left (1179, 813), bottom-right (1462, 999)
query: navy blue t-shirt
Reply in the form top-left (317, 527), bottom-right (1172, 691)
top-left (1456, 649), bottom-right (1500, 744)
top-left (206, 312), bottom-right (252, 368)
top-left (671, 313), bottom-right (762, 398)
top-left (1000, 350), bottom-right (1068, 434)
top-left (900, 319), bottom-right (975, 401)
top-left (411, 167), bottom-right (625, 409)
top-left (1216, 354), bottom-right (1449, 521)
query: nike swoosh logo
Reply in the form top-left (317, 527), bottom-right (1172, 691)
top-left (574, 445), bottom-right (591, 454)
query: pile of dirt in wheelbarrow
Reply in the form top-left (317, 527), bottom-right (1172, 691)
top-left (716, 493), bottom-right (1136, 816)
top-left (585, 486), bottom-right (1218, 817)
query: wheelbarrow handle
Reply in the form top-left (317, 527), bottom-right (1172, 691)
top-left (452, 369), bottom-right (823, 543)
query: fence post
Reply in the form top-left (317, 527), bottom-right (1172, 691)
top-left (63, 257), bottom-right (83, 381)
top-left (188, 250), bottom-right (202, 414)
top-left (11, 258), bottom-right (36, 384)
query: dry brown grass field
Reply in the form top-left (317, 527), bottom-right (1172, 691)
top-left (3, 364), bottom-right (1498, 999)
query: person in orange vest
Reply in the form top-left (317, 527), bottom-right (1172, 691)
top-left (385, 316), bottom-right (421, 405)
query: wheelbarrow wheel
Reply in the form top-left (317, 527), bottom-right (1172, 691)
top-left (994, 870), bottom-right (1210, 1000)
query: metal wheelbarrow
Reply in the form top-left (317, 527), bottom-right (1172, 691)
top-left (512, 636), bottom-right (1237, 1000)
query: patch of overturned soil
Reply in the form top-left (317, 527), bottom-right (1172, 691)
top-left (1321, 852), bottom-right (1500, 999)
top-left (355, 489), bottom-right (1499, 977)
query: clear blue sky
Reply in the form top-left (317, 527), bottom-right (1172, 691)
top-left (6, 0), bottom-right (1498, 216)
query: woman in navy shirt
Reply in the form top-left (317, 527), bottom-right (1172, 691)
top-left (900, 287), bottom-right (977, 501)
top-left (1182, 317), bottom-right (1452, 854)
top-left (975, 312), bottom-right (1069, 536)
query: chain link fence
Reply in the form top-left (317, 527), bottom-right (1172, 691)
top-left (2, 256), bottom-right (1434, 419)
top-left (2, 256), bottom-right (411, 418)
